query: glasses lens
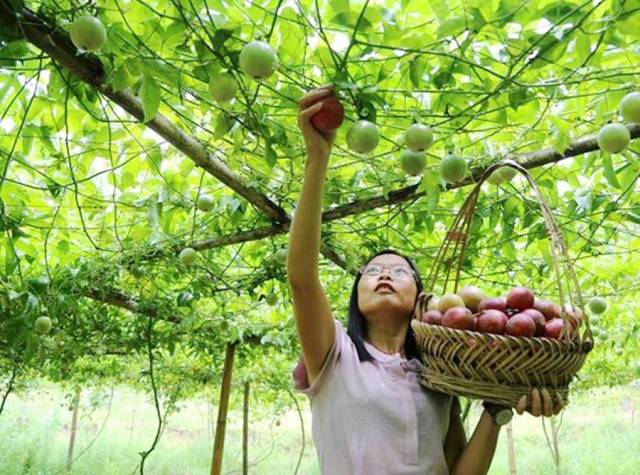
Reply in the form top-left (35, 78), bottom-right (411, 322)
top-left (393, 267), bottom-right (411, 276)
top-left (362, 265), bottom-right (412, 277)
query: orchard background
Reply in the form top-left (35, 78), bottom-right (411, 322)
top-left (0, 0), bottom-right (639, 474)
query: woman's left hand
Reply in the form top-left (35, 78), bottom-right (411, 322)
top-left (515, 388), bottom-right (564, 417)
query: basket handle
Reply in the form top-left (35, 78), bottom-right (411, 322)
top-left (413, 292), bottom-right (432, 321)
top-left (423, 160), bottom-right (593, 352)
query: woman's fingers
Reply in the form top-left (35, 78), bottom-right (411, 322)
top-left (530, 388), bottom-right (542, 417)
top-left (298, 86), bottom-right (335, 109)
top-left (299, 102), bottom-right (323, 120)
top-left (541, 388), bottom-right (554, 417)
top-left (516, 389), bottom-right (566, 418)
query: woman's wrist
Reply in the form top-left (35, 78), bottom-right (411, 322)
top-left (482, 401), bottom-right (514, 426)
top-left (306, 151), bottom-right (329, 162)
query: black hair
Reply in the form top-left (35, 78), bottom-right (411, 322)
top-left (346, 248), bottom-right (423, 362)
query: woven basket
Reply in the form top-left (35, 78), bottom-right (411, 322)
top-left (411, 160), bottom-right (594, 408)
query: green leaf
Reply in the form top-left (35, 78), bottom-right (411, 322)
top-left (111, 65), bottom-right (132, 92)
top-left (508, 88), bottom-right (533, 110)
top-left (619, 160), bottom-right (640, 190)
top-left (418, 172), bottom-right (441, 213)
top-left (437, 16), bottom-right (466, 38)
top-left (624, 211), bottom-right (640, 225)
top-left (264, 140), bottom-right (277, 169)
top-left (329, 0), bottom-right (351, 14)
top-left (575, 33), bottom-right (591, 62)
top-left (212, 29), bottom-right (234, 52)
top-left (432, 70), bottom-right (454, 89)
top-left (147, 149), bottom-right (163, 173)
top-left (601, 153), bottom-right (621, 189)
top-left (5, 240), bottom-right (17, 275)
top-left (409, 57), bottom-right (427, 88)
top-left (139, 74), bottom-right (161, 123)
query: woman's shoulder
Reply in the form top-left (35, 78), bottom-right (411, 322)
top-left (293, 318), bottom-right (357, 397)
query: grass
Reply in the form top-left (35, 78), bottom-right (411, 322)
top-left (0, 379), bottom-right (638, 474)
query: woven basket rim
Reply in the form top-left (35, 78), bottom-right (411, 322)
top-left (411, 319), bottom-right (590, 354)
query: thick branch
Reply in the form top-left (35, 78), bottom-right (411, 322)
top-left (3, 4), bottom-right (638, 274)
top-left (178, 124), bottom-right (640, 256)
top-left (2, 6), bottom-right (288, 223)
top-left (82, 287), bottom-right (264, 346)
top-left (83, 287), bottom-right (180, 324)
top-left (0, 4), bottom-right (354, 272)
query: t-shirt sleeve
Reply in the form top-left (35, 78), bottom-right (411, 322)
top-left (292, 319), bottom-right (348, 398)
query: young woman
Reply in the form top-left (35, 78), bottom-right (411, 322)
top-left (287, 85), bottom-right (564, 474)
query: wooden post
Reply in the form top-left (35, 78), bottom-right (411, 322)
top-left (210, 342), bottom-right (236, 475)
top-left (66, 386), bottom-right (82, 469)
top-left (506, 420), bottom-right (517, 475)
top-left (243, 381), bottom-right (249, 475)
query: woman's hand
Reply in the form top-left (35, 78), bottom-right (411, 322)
top-left (297, 84), bottom-right (338, 162)
top-left (515, 388), bottom-right (564, 417)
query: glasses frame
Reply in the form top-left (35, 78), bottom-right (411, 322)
top-left (358, 264), bottom-right (417, 279)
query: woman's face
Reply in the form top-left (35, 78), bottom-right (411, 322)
top-left (357, 254), bottom-right (418, 323)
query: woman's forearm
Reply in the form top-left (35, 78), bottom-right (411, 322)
top-left (286, 156), bottom-right (328, 286)
top-left (451, 410), bottom-right (501, 475)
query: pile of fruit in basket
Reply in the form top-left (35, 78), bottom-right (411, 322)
top-left (419, 286), bottom-right (598, 339)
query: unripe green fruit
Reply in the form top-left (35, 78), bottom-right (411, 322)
top-left (487, 167), bottom-right (517, 185)
top-left (179, 247), bottom-right (197, 266)
top-left (346, 120), bottom-right (380, 154)
top-left (27, 276), bottom-right (50, 293)
top-left (619, 92), bottom-right (640, 123)
top-left (177, 291), bottom-right (194, 307)
top-left (209, 73), bottom-right (237, 102)
top-left (34, 316), bottom-right (52, 335)
top-left (405, 124), bottom-right (434, 152)
top-left (275, 248), bottom-right (288, 265)
top-left (400, 150), bottom-right (427, 176)
top-left (131, 266), bottom-right (144, 278)
top-left (266, 293), bottom-right (278, 306)
top-left (439, 154), bottom-right (468, 184)
top-left (597, 124), bottom-right (630, 154)
top-left (196, 195), bottom-right (215, 212)
top-left (588, 297), bottom-right (607, 315)
top-left (239, 41), bottom-right (278, 80)
top-left (69, 16), bottom-right (107, 52)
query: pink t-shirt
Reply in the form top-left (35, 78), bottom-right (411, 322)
top-left (293, 319), bottom-right (455, 475)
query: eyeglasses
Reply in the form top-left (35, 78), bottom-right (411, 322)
top-left (359, 265), bottom-right (416, 278)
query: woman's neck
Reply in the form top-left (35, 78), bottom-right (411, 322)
top-left (365, 320), bottom-right (408, 357)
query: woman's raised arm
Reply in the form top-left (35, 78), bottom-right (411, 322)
top-left (287, 85), bottom-right (339, 386)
